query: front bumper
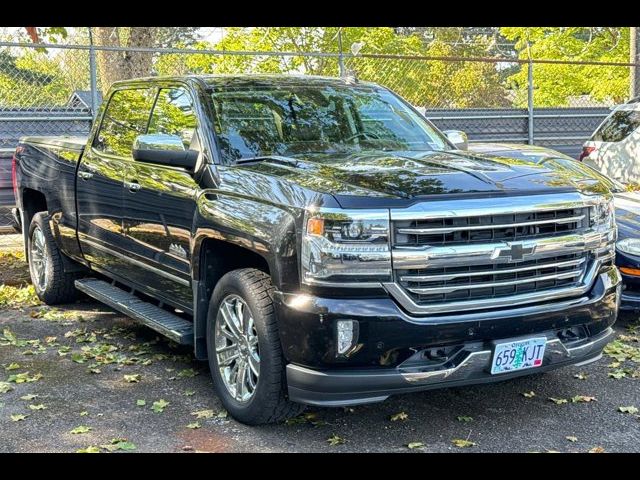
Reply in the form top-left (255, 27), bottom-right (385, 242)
top-left (275, 266), bottom-right (620, 407)
top-left (287, 327), bottom-right (615, 407)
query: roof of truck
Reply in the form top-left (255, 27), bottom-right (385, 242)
top-left (111, 74), bottom-right (380, 90)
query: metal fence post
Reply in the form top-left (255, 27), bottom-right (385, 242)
top-left (527, 47), bottom-right (534, 145)
top-left (337, 28), bottom-right (345, 78)
top-left (88, 28), bottom-right (99, 119)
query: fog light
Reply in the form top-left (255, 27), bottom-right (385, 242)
top-left (336, 319), bottom-right (359, 355)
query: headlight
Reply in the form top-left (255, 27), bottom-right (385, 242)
top-left (301, 208), bottom-right (391, 287)
top-left (590, 197), bottom-right (615, 230)
top-left (617, 238), bottom-right (640, 256)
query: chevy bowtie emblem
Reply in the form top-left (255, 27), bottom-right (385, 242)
top-left (492, 242), bottom-right (536, 262)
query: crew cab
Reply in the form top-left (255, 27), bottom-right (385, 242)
top-left (12, 75), bottom-right (620, 424)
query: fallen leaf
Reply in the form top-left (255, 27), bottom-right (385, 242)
top-left (177, 368), bottom-right (198, 378)
top-left (548, 397), bottom-right (568, 405)
top-left (71, 353), bottom-right (85, 364)
top-left (327, 434), bottom-right (345, 446)
top-left (76, 446), bottom-right (100, 453)
top-left (566, 436), bottom-right (578, 442)
top-left (28, 403), bottom-right (46, 410)
top-left (7, 372), bottom-right (42, 383)
top-left (124, 374), bottom-right (141, 383)
top-left (184, 390), bottom-right (195, 397)
top-left (574, 372), bottom-right (588, 380)
top-left (57, 346), bottom-right (71, 356)
top-left (88, 368), bottom-right (101, 374)
top-left (191, 409), bottom-right (214, 419)
top-left (151, 399), bottom-right (169, 413)
top-left (80, 411), bottom-right (89, 416)
top-left (187, 422), bottom-right (201, 429)
top-left (20, 394), bottom-right (38, 401)
top-left (0, 382), bottom-right (13, 394)
top-left (589, 446), bottom-right (605, 453)
top-left (571, 395), bottom-right (597, 403)
top-left (608, 370), bottom-right (627, 379)
top-left (70, 425), bottom-right (92, 434)
top-left (106, 439), bottom-right (136, 451)
top-left (11, 414), bottom-right (27, 421)
top-left (522, 391), bottom-right (536, 398)
top-left (136, 399), bottom-right (146, 407)
top-left (5, 363), bottom-right (20, 371)
top-left (452, 439), bottom-right (476, 448)
top-left (407, 442), bottom-right (424, 449)
top-left (390, 411), bottom-right (408, 421)
top-left (618, 406), bottom-right (639, 414)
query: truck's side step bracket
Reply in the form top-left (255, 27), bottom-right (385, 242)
top-left (74, 278), bottom-right (193, 345)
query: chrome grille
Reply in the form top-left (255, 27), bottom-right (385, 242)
top-left (397, 253), bottom-right (587, 305)
top-left (394, 207), bottom-right (590, 247)
top-left (385, 193), bottom-right (615, 316)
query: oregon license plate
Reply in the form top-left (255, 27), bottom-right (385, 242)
top-left (491, 337), bottom-right (547, 375)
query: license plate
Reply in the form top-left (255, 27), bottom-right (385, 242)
top-left (491, 337), bottom-right (547, 375)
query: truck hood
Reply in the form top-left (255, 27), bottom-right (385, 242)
top-left (236, 150), bottom-right (609, 206)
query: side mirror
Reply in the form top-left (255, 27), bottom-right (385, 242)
top-left (443, 130), bottom-right (469, 150)
top-left (132, 134), bottom-right (198, 170)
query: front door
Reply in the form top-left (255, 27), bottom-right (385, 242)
top-left (121, 86), bottom-right (200, 310)
top-left (77, 87), bottom-right (156, 279)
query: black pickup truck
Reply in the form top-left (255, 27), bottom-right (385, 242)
top-left (12, 75), bottom-right (620, 424)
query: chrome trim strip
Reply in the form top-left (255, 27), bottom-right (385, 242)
top-left (399, 257), bottom-right (586, 282)
top-left (399, 327), bottom-right (614, 383)
top-left (392, 231), bottom-right (606, 269)
top-left (396, 214), bottom-right (585, 235)
top-left (81, 239), bottom-right (191, 287)
top-left (404, 269), bottom-right (584, 295)
top-left (389, 192), bottom-right (605, 222)
top-left (383, 259), bottom-right (600, 315)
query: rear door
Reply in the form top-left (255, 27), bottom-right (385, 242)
top-left (77, 87), bottom-right (156, 279)
top-left (120, 85), bottom-right (201, 310)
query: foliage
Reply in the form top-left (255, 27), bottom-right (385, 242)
top-left (501, 27), bottom-right (630, 107)
top-left (155, 27), bottom-right (510, 108)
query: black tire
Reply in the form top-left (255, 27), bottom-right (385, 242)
top-left (27, 212), bottom-right (80, 305)
top-left (206, 268), bottom-right (305, 425)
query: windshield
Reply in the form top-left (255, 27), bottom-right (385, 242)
top-left (209, 82), bottom-right (449, 163)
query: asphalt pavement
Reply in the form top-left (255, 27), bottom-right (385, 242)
top-left (0, 249), bottom-right (639, 452)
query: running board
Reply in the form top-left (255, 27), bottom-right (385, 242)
top-left (75, 278), bottom-right (193, 345)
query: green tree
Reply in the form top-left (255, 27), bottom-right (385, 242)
top-left (155, 27), bottom-right (509, 108)
top-left (501, 27), bottom-right (630, 107)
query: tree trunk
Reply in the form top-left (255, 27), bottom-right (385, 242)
top-left (631, 27), bottom-right (640, 99)
top-left (94, 27), bottom-right (157, 91)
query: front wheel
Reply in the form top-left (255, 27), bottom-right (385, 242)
top-left (206, 268), bottom-right (305, 425)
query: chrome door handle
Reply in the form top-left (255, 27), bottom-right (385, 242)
top-left (78, 171), bottom-right (93, 180)
top-left (126, 181), bottom-right (141, 192)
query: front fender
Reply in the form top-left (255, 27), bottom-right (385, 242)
top-left (191, 191), bottom-right (302, 292)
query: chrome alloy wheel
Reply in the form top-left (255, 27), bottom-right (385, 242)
top-left (29, 225), bottom-right (48, 291)
top-left (214, 294), bottom-right (260, 403)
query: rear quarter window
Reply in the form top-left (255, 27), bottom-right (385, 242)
top-left (592, 109), bottom-right (640, 143)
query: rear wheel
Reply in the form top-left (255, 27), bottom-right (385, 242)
top-left (28, 212), bottom-right (79, 305)
top-left (206, 268), bottom-right (305, 425)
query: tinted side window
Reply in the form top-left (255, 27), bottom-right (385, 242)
top-left (593, 109), bottom-right (640, 143)
top-left (148, 87), bottom-right (198, 149)
top-left (94, 88), bottom-right (156, 157)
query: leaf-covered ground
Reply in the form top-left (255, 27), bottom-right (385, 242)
top-left (1, 242), bottom-right (640, 452)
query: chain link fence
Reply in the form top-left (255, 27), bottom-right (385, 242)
top-left (1, 37), bottom-right (639, 232)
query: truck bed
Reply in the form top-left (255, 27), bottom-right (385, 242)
top-left (20, 135), bottom-right (88, 152)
